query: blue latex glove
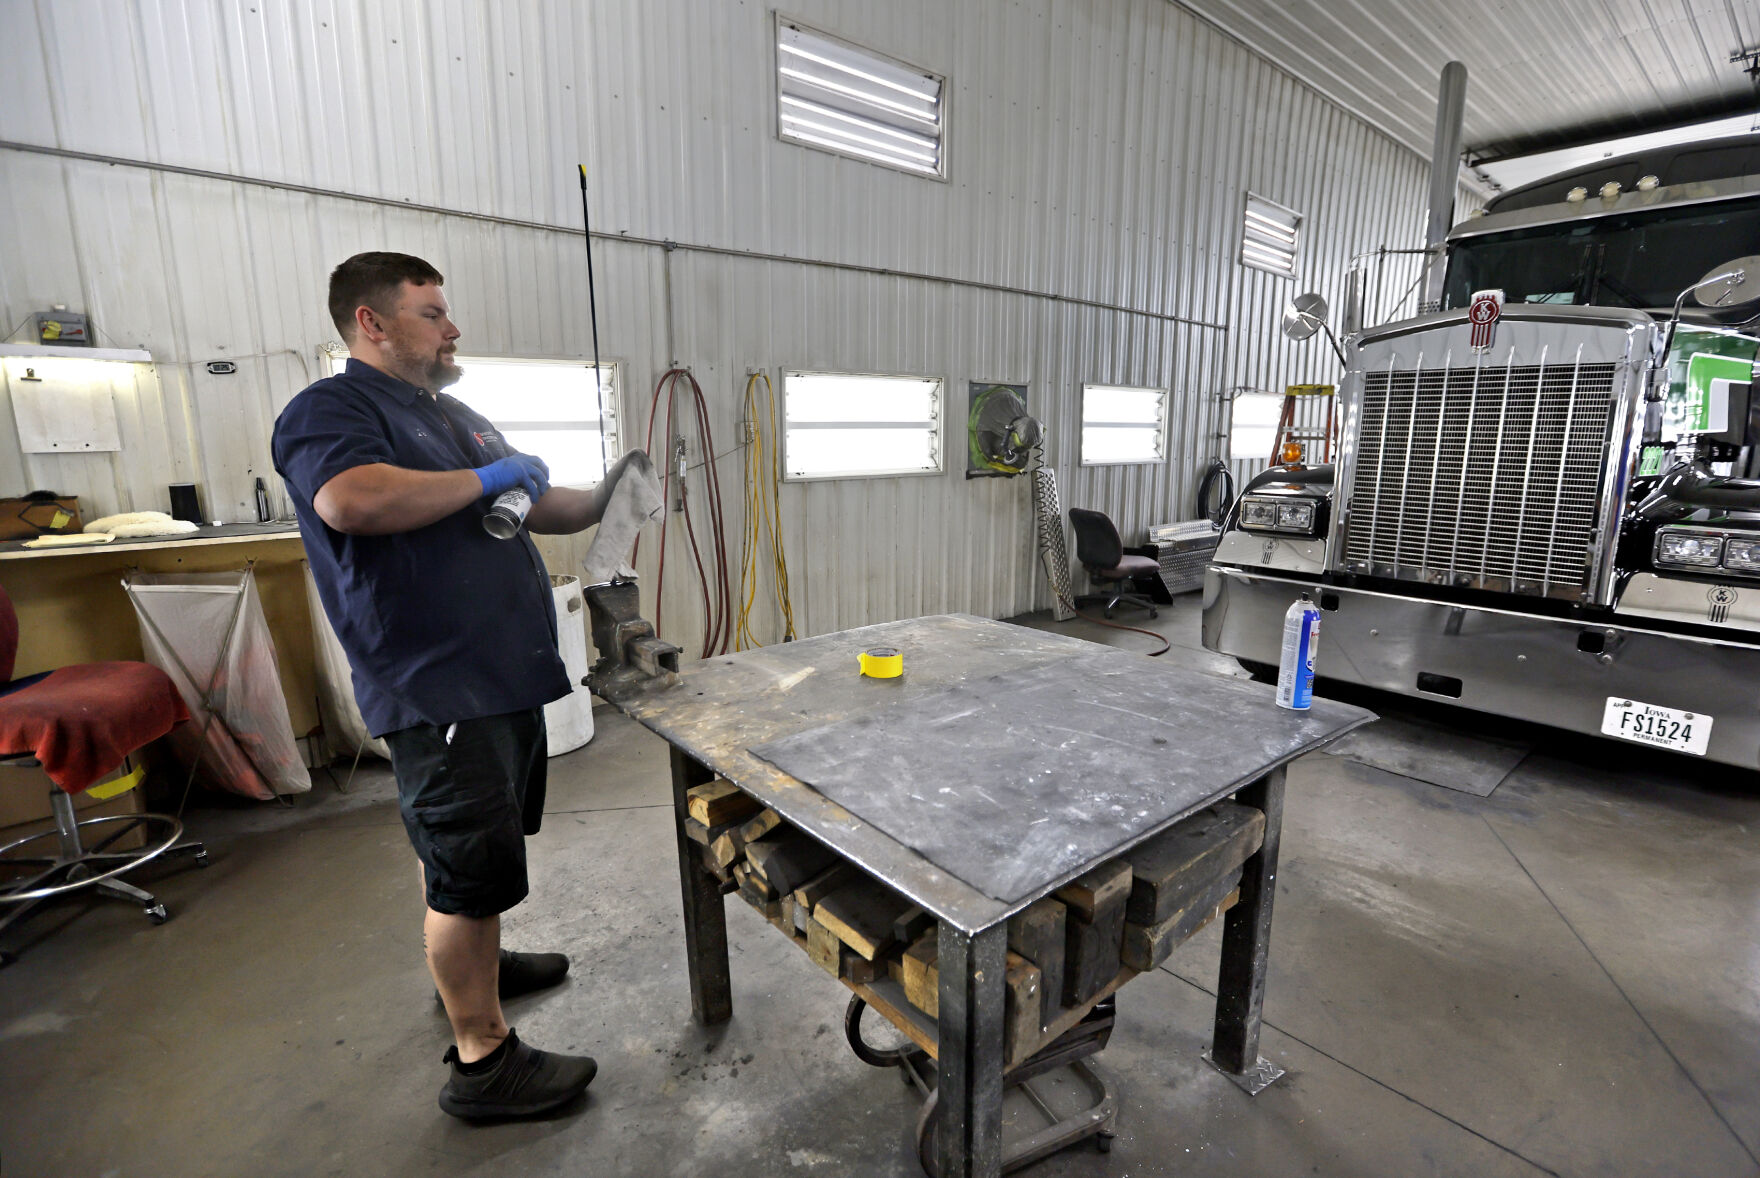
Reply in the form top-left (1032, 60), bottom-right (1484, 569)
top-left (475, 453), bottom-right (550, 501)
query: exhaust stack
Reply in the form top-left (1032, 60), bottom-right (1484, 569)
top-left (1420, 61), bottom-right (1468, 311)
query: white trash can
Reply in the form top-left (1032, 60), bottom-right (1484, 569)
top-left (545, 575), bottom-right (595, 756)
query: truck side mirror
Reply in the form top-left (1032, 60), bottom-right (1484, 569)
top-left (1280, 292), bottom-right (1347, 366)
top-left (1280, 293), bottom-right (1329, 341)
top-left (1691, 256), bottom-right (1760, 310)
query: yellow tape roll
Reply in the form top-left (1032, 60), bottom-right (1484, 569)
top-left (858, 647), bottom-right (904, 678)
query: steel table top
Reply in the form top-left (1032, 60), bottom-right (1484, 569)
top-left (605, 613), bottom-right (1372, 934)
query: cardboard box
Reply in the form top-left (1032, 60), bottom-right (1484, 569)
top-left (0, 495), bottom-right (84, 540)
top-left (0, 761), bottom-right (148, 854)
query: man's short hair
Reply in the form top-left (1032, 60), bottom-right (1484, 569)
top-left (328, 252), bottom-right (444, 337)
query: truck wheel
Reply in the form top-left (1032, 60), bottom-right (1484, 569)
top-left (1237, 658), bottom-right (1276, 683)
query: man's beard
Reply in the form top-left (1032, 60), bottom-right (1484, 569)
top-left (389, 338), bottom-right (460, 391)
top-left (428, 353), bottom-right (462, 389)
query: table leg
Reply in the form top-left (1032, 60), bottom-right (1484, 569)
top-left (1208, 764), bottom-right (1287, 1094)
top-left (934, 921), bottom-right (1008, 1178)
top-left (670, 746), bottom-right (732, 1025)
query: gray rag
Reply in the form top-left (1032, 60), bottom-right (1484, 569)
top-left (580, 452), bottom-right (664, 585)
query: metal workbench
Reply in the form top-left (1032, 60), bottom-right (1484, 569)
top-left (601, 613), bottom-right (1373, 1177)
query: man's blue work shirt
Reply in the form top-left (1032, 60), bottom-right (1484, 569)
top-left (272, 358), bottom-right (571, 737)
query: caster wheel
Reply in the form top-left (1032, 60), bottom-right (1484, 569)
top-left (145, 903), bottom-right (168, 925)
top-left (1097, 1132), bottom-right (1115, 1154)
top-left (1149, 609), bottom-right (1159, 619)
top-left (1104, 611), bottom-right (1114, 619)
top-left (1, 949), bottom-right (16, 968)
top-left (194, 850), bottom-right (211, 868)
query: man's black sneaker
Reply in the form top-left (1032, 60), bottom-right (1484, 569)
top-left (498, 949), bottom-right (569, 999)
top-left (433, 949), bottom-right (570, 1006)
top-left (438, 1028), bottom-right (597, 1121)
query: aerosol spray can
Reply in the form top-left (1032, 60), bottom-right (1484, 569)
top-left (1276, 594), bottom-right (1320, 710)
top-left (482, 486), bottom-right (532, 539)
top-left (478, 432), bottom-right (532, 540)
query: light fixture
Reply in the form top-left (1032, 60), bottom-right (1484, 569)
top-left (775, 20), bottom-right (945, 178)
top-left (1238, 494), bottom-right (1320, 536)
top-left (1566, 186), bottom-right (1588, 203)
top-left (1724, 538), bottom-right (1760, 573)
top-left (1655, 530), bottom-right (1723, 568)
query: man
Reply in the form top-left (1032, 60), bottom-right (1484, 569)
top-left (273, 252), bottom-right (636, 1121)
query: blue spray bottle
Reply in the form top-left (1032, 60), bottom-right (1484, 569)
top-left (1276, 594), bottom-right (1320, 710)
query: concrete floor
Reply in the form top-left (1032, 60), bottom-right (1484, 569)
top-left (4, 598), bottom-right (1758, 1177)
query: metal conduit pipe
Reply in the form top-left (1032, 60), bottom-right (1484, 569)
top-left (0, 139), bottom-right (1228, 334)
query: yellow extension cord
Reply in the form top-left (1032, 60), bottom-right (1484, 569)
top-left (736, 372), bottom-right (797, 649)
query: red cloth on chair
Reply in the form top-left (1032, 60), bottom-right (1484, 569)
top-left (0, 662), bottom-right (191, 794)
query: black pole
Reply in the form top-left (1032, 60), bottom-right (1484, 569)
top-left (578, 165), bottom-right (606, 456)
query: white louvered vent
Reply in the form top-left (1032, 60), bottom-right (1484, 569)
top-left (1240, 193), bottom-right (1302, 278)
top-left (775, 19), bottom-right (945, 179)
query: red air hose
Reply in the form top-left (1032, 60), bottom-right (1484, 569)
top-left (640, 368), bottom-right (733, 658)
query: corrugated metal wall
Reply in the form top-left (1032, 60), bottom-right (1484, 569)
top-left (0, 0), bottom-right (1454, 656)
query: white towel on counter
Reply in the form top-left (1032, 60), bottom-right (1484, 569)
top-left (580, 451), bottom-right (664, 586)
top-left (83, 511), bottom-right (199, 539)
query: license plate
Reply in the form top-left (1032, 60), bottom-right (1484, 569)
top-left (1600, 698), bottom-right (1711, 756)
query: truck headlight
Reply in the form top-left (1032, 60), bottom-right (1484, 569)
top-left (1656, 530), bottom-right (1723, 568)
top-left (1278, 502), bottom-right (1315, 532)
top-left (1724, 539), bottom-right (1760, 572)
top-left (1239, 499), bottom-right (1280, 529)
top-left (1238, 495), bottom-right (1318, 536)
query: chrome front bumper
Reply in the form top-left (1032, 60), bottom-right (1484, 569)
top-left (1202, 564), bottom-right (1760, 769)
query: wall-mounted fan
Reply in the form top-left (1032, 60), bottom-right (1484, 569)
top-left (967, 383), bottom-right (1042, 477)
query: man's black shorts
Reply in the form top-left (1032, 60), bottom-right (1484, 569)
top-left (384, 708), bottom-right (548, 918)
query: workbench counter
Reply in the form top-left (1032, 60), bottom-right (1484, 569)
top-left (0, 523), bottom-right (318, 748)
top-left (0, 522), bottom-right (300, 561)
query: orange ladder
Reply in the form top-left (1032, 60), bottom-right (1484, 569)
top-left (1270, 383), bottom-right (1336, 465)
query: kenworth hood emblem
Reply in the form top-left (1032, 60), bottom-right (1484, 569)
top-left (1468, 289), bottom-right (1504, 352)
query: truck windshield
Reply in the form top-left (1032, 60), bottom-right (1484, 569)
top-left (1443, 196), bottom-right (1760, 312)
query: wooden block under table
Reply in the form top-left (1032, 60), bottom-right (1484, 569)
top-left (901, 934), bottom-right (940, 1017)
top-left (896, 933), bottom-right (1044, 1062)
top-left (893, 904), bottom-right (935, 948)
top-left (806, 915), bottom-right (842, 976)
top-left (708, 826), bottom-right (748, 872)
top-left (736, 868), bottom-right (782, 921)
top-left (739, 807), bottom-right (786, 845)
top-left (695, 844), bottom-right (733, 885)
top-left (733, 861), bottom-right (775, 900)
top-left (686, 779), bottom-right (762, 827)
top-left (691, 812), bottom-right (753, 871)
top-left (1122, 802), bottom-right (1265, 926)
top-left (793, 862), bottom-right (857, 912)
top-left (1056, 860), bottom-right (1130, 1006)
top-left (841, 947), bottom-right (881, 985)
top-left (1054, 859), bottom-right (1132, 922)
top-left (1002, 953), bottom-right (1043, 1062)
top-left (1121, 873), bottom-right (1242, 972)
top-left (1007, 897), bottom-right (1067, 1032)
top-left (744, 828), bottom-right (839, 896)
top-left (815, 878), bottom-right (914, 961)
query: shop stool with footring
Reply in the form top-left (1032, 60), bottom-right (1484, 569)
top-left (0, 583), bottom-right (206, 966)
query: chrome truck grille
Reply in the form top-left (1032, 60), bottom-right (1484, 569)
top-left (1339, 357), bottom-right (1619, 601)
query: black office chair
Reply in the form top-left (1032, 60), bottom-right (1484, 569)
top-left (1069, 508), bottom-right (1159, 619)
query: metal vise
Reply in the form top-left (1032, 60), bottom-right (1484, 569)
top-left (582, 578), bottom-right (680, 698)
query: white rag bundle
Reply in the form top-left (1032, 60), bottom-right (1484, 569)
top-left (580, 451), bottom-right (664, 585)
top-left (83, 510), bottom-right (199, 539)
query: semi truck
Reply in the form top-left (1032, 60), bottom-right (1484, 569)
top-left (1201, 130), bottom-right (1760, 767)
